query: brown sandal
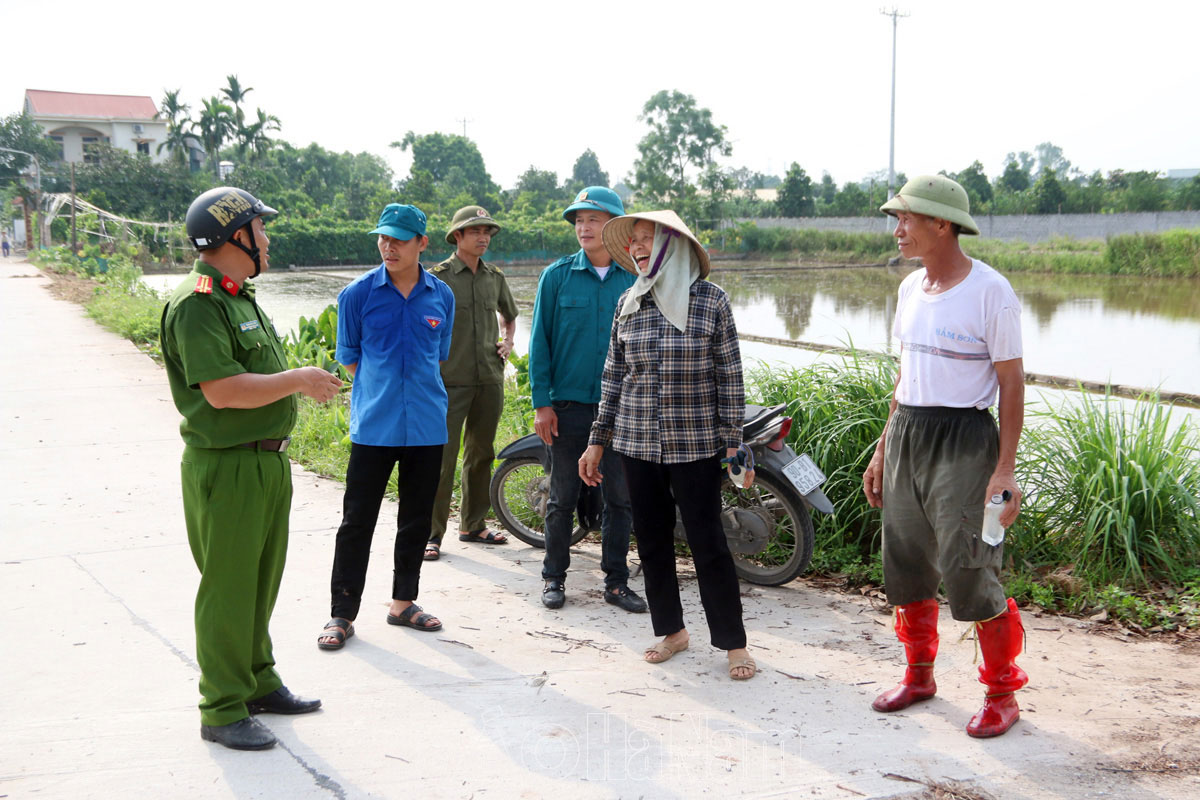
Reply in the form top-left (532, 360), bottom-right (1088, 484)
top-left (644, 639), bottom-right (689, 664)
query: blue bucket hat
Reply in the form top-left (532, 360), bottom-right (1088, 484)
top-left (369, 203), bottom-right (427, 241)
top-left (562, 186), bottom-right (625, 222)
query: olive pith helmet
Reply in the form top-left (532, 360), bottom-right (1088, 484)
top-left (445, 205), bottom-right (501, 245)
top-left (879, 175), bottom-right (980, 236)
top-left (562, 186), bottom-right (625, 223)
top-left (186, 187), bottom-right (277, 250)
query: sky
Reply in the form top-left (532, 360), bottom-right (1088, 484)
top-left (5, 0), bottom-right (1197, 192)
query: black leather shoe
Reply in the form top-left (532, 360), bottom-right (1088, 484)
top-left (542, 580), bottom-right (566, 609)
top-left (605, 585), bottom-right (648, 613)
top-left (200, 717), bottom-right (277, 751)
top-left (247, 686), bottom-right (322, 715)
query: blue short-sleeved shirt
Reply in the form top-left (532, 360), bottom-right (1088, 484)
top-left (336, 263), bottom-right (455, 446)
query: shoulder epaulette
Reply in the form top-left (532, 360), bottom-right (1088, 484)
top-left (193, 274), bottom-right (213, 294)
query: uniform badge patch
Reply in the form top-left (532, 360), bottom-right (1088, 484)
top-left (239, 319), bottom-right (261, 332)
top-left (425, 316), bottom-right (443, 329)
top-left (193, 275), bottom-right (213, 294)
top-left (219, 275), bottom-right (239, 295)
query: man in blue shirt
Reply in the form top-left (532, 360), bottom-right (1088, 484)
top-left (317, 204), bottom-right (455, 650)
top-left (528, 187), bottom-right (646, 613)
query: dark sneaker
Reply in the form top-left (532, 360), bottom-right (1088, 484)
top-left (542, 580), bottom-right (566, 609)
top-left (605, 585), bottom-right (648, 613)
top-left (247, 686), bottom-right (322, 715)
top-left (200, 716), bottom-right (276, 751)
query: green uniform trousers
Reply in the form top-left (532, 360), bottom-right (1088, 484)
top-left (881, 405), bottom-right (1007, 622)
top-left (430, 383), bottom-right (504, 543)
top-left (181, 445), bottom-right (291, 726)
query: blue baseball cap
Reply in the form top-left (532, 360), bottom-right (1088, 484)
top-left (562, 186), bottom-right (625, 222)
top-left (369, 203), bottom-right (427, 241)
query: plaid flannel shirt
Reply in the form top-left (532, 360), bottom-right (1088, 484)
top-left (589, 280), bottom-right (744, 464)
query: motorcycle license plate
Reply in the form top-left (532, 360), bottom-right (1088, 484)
top-left (782, 453), bottom-right (825, 496)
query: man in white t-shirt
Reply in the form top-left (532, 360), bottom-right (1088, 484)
top-left (862, 175), bottom-right (1029, 739)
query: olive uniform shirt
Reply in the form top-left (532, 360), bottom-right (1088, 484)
top-left (161, 261), bottom-right (296, 447)
top-left (431, 253), bottom-right (519, 386)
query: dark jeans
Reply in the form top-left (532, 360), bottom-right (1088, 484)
top-left (541, 401), bottom-right (632, 588)
top-left (330, 442), bottom-right (443, 620)
top-left (622, 453), bottom-right (746, 650)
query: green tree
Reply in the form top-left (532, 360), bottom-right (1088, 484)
top-left (819, 173), bottom-right (837, 205)
top-left (998, 158), bottom-right (1031, 193)
top-left (156, 89), bottom-right (193, 166)
top-left (196, 97), bottom-right (235, 177)
top-left (1032, 168), bottom-right (1067, 213)
top-left (0, 112), bottom-right (59, 184)
top-left (775, 163), bottom-right (815, 217)
top-left (1175, 174), bottom-right (1200, 210)
top-left (513, 166), bottom-right (562, 214)
top-left (1034, 141), bottom-right (1073, 179)
top-left (830, 181), bottom-right (869, 216)
top-left (67, 143), bottom-right (208, 221)
top-left (392, 131), bottom-right (497, 196)
top-left (631, 90), bottom-right (732, 209)
top-left (221, 75), bottom-right (254, 151)
top-left (240, 109), bottom-right (281, 160)
top-left (1115, 171), bottom-right (1169, 212)
top-left (954, 160), bottom-right (993, 209)
top-left (569, 149), bottom-right (608, 188)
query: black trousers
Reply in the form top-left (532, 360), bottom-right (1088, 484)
top-left (330, 442), bottom-right (443, 620)
top-left (621, 453), bottom-right (746, 650)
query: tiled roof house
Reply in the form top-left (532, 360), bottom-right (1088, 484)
top-left (24, 89), bottom-right (174, 165)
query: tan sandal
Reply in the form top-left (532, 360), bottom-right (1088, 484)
top-left (728, 654), bottom-right (757, 680)
top-left (644, 639), bottom-right (689, 664)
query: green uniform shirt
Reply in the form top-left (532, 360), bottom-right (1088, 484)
top-left (431, 253), bottom-right (519, 386)
top-left (161, 261), bottom-right (297, 448)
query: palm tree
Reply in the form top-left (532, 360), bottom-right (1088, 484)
top-left (196, 97), bottom-right (235, 177)
top-left (240, 108), bottom-right (281, 160)
top-left (221, 75), bottom-right (254, 147)
top-left (157, 89), bottom-right (192, 165)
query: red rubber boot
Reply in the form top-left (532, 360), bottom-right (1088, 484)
top-left (967, 597), bottom-right (1029, 738)
top-left (872, 597), bottom-right (939, 712)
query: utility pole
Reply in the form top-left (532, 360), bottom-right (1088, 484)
top-left (456, 118), bottom-right (472, 138)
top-left (70, 162), bottom-right (77, 255)
top-left (881, 6), bottom-right (909, 200)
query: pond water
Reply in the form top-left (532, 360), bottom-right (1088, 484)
top-left (144, 261), bottom-right (1200, 396)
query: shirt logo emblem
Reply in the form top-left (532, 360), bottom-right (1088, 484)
top-left (425, 316), bottom-right (443, 329)
top-left (577, 191), bottom-right (588, 201)
top-left (239, 320), bottom-right (261, 332)
top-left (219, 275), bottom-right (239, 295)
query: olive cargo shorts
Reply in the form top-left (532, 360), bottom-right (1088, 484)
top-left (881, 405), bottom-right (1007, 621)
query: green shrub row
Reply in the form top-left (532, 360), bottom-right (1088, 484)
top-left (1105, 229), bottom-right (1200, 277)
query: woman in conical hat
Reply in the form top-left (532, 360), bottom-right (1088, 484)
top-left (579, 210), bottom-right (756, 681)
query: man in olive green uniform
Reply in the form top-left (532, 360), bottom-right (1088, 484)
top-left (425, 205), bottom-right (519, 559)
top-left (162, 187), bottom-right (343, 751)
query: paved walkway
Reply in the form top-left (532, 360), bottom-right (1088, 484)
top-left (1, 258), bottom-right (1194, 799)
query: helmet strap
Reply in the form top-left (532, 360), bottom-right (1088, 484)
top-left (228, 221), bottom-right (262, 278)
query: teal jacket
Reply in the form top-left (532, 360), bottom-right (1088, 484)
top-left (528, 250), bottom-right (636, 408)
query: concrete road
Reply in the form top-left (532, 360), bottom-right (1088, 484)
top-left (2, 258), bottom-right (1194, 800)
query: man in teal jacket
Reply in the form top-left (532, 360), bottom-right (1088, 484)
top-left (528, 186), bottom-right (646, 613)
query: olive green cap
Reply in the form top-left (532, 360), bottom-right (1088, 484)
top-left (879, 174), bottom-right (980, 235)
top-left (445, 205), bottom-right (500, 245)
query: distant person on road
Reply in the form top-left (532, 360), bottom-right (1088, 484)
top-left (580, 210), bottom-right (756, 680)
top-left (862, 175), bottom-right (1029, 738)
top-left (528, 186), bottom-right (646, 614)
top-left (424, 205), bottom-right (519, 561)
top-left (162, 187), bottom-right (343, 751)
top-left (2, 231), bottom-right (10, 257)
top-left (318, 203), bottom-right (454, 652)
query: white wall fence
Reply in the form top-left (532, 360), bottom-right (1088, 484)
top-left (738, 211), bottom-right (1200, 243)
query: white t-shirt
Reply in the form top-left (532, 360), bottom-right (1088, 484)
top-left (893, 259), bottom-right (1023, 409)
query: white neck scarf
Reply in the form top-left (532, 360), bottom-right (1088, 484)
top-left (618, 223), bottom-right (701, 332)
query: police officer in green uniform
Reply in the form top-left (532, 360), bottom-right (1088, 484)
top-left (161, 187), bottom-right (343, 751)
top-left (424, 205), bottom-right (519, 560)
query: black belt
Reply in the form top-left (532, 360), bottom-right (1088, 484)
top-left (236, 438), bottom-right (291, 452)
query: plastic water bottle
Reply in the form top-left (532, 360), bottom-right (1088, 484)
top-left (981, 491), bottom-right (1011, 546)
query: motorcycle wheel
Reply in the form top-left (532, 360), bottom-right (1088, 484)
top-left (488, 457), bottom-right (589, 549)
top-left (721, 471), bottom-right (815, 586)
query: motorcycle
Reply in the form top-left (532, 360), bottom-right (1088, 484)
top-left (487, 403), bottom-right (833, 586)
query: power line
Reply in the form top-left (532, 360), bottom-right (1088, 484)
top-left (881, 6), bottom-right (909, 199)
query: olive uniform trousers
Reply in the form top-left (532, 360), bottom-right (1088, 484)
top-left (429, 382), bottom-right (504, 543)
top-left (181, 445), bottom-right (291, 726)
